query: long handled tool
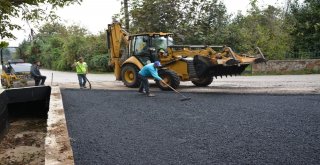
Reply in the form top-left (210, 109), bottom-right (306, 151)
top-left (161, 80), bottom-right (191, 101)
top-left (84, 75), bottom-right (92, 89)
top-left (74, 60), bottom-right (92, 89)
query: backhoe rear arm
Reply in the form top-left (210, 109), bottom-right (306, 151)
top-left (107, 22), bottom-right (129, 80)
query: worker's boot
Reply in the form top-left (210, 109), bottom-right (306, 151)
top-left (146, 93), bottom-right (155, 97)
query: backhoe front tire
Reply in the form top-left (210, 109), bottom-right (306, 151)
top-left (156, 69), bottom-right (180, 90)
top-left (121, 64), bottom-right (140, 88)
top-left (191, 77), bottom-right (213, 87)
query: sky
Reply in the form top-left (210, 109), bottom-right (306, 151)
top-left (5, 0), bottom-right (290, 47)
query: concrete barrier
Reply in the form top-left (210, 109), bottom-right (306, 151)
top-left (0, 86), bottom-right (74, 164)
top-left (0, 86), bottom-right (51, 139)
top-left (5, 86), bottom-right (51, 117)
top-left (0, 86), bottom-right (56, 164)
top-left (1, 86), bottom-right (52, 136)
top-left (0, 90), bottom-right (8, 139)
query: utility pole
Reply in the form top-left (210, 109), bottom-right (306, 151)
top-left (285, 0), bottom-right (291, 14)
top-left (124, 0), bottom-right (130, 31)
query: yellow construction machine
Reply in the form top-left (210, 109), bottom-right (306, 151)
top-left (107, 22), bottom-right (266, 90)
top-left (1, 47), bottom-right (34, 88)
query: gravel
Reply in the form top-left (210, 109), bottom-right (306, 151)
top-left (62, 89), bottom-right (320, 165)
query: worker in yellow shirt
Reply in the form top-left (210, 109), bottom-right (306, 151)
top-left (72, 57), bottom-right (88, 89)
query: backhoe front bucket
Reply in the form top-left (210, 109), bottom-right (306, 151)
top-left (194, 55), bottom-right (249, 78)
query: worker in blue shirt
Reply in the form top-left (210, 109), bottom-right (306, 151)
top-left (138, 61), bottom-right (163, 97)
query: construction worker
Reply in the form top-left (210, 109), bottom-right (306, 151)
top-left (138, 61), bottom-right (163, 97)
top-left (158, 48), bottom-right (167, 58)
top-left (30, 61), bottom-right (46, 86)
top-left (72, 57), bottom-right (88, 89)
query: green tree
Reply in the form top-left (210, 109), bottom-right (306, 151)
top-left (180, 0), bottom-right (229, 44)
top-left (129, 0), bottom-right (229, 45)
top-left (0, 0), bottom-right (82, 45)
top-left (289, 0), bottom-right (320, 56)
top-left (225, 0), bottom-right (292, 59)
top-left (130, 0), bottom-right (182, 33)
top-left (20, 22), bottom-right (110, 72)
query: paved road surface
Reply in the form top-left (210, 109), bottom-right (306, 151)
top-left (62, 89), bottom-right (320, 165)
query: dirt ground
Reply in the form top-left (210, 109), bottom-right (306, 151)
top-left (0, 118), bottom-right (46, 165)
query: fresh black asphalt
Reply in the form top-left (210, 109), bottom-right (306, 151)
top-left (62, 89), bottom-right (320, 165)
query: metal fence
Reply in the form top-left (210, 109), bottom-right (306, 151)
top-left (284, 51), bottom-right (320, 59)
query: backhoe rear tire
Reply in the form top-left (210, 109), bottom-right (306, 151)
top-left (121, 64), bottom-right (140, 88)
top-left (191, 77), bottom-right (213, 87)
top-left (156, 69), bottom-right (180, 90)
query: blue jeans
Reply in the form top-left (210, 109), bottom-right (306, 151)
top-left (77, 74), bottom-right (87, 87)
top-left (138, 74), bottom-right (149, 94)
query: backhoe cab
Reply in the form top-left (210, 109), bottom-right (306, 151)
top-left (107, 22), bottom-right (266, 90)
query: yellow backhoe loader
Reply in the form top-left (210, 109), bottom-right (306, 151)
top-left (107, 22), bottom-right (266, 90)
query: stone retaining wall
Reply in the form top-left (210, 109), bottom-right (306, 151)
top-left (252, 59), bottom-right (320, 74)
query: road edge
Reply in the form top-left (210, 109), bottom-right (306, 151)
top-left (45, 86), bottom-right (74, 165)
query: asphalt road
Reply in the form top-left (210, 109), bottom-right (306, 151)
top-left (62, 89), bottom-right (320, 165)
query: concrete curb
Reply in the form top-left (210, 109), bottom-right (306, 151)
top-left (45, 86), bottom-right (74, 165)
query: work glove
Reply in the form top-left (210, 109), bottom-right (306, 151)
top-left (72, 60), bottom-right (77, 67)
